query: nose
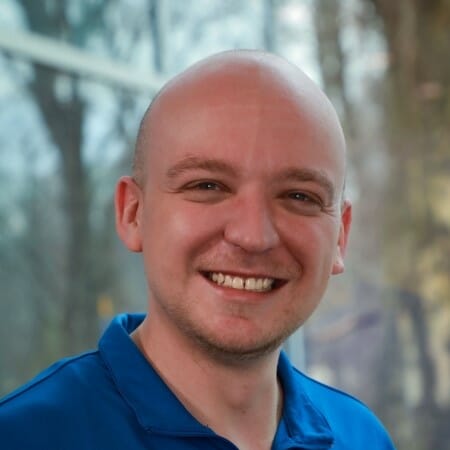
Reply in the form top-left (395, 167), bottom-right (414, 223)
top-left (223, 190), bottom-right (280, 253)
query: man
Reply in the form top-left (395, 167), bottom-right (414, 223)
top-left (0, 50), bottom-right (395, 449)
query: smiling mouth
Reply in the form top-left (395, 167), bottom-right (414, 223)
top-left (204, 272), bottom-right (284, 293)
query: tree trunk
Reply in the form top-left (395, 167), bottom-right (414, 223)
top-left (19, 0), bottom-right (98, 354)
top-left (366, 0), bottom-right (450, 447)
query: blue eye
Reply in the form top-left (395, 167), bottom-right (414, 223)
top-left (181, 180), bottom-right (229, 203)
top-left (284, 191), bottom-right (324, 215)
top-left (196, 181), bottom-right (220, 190)
top-left (289, 192), bottom-right (314, 202)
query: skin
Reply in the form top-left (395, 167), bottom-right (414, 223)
top-left (115, 51), bottom-right (352, 450)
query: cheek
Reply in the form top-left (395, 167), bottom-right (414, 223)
top-left (281, 218), bottom-right (340, 272)
top-left (143, 199), bottom-right (225, 258)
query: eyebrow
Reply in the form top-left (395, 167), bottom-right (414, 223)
top-left (166, 156), bottom-right (239, 179)
top-left (166, 156), bottom-right (336, 201)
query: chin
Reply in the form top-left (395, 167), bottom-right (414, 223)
top-left (187, 324), bottom-right (294, 365)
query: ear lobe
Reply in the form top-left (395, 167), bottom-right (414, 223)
top-left (115, 176), bottom-right (143, 252)
top-left (331, 200), bottom-right (352, 275)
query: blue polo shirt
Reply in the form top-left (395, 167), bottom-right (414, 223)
top-left (0, 314), bottom-right (395, 449)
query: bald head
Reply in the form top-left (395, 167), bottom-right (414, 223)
top-left (133, 50), bottom-right (346, 190)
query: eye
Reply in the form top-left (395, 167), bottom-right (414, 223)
top-left (181, 179), bottom-right (230, 203)
top-left (193, 181), bottom-right (221, 191)
top-left (283, 191), bottom-right (323, 215)
top-left (288, 192), bottom-right (315, 202)
top-left (288, 191), bottom-right (321, 204)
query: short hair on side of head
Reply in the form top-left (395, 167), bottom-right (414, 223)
top-left (132, 89), bottom-right (164, 186)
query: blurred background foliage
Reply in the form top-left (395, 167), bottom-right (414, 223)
top-left (0, 1), bottom-right (448, 449)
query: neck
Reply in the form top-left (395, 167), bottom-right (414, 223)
top-left (132, 313), bottom-right (283, 450)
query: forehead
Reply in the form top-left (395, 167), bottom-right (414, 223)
top-left (143, 58), bottom-right (346, 186)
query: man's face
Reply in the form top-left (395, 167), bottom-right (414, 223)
top-left (128, 66), bottom-right (351, 361)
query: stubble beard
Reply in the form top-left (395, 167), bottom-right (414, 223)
top-left (158, 293), bottom-right (304, 366)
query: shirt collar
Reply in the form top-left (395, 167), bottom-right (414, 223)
top-left (277, 352), bottom-right (334, 448)
top-left (99, 313), bottom-right (334, 447)
top-left (98, 313), bottom-right (211, 435)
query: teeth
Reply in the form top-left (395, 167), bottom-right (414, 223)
top-left (208, 273), bottom-right (274, 292)
top-left (245, 278), bottom-right (256, 290)
top-left (232, 277), bottom-right (244, 289)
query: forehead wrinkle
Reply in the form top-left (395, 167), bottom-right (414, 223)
top-left (166, 156), bottom-right (240, 180)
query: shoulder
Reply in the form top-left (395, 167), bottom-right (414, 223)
top-left (291, 367), bottom-right (396, 449)
top-left (1, 351), bottom-right (106, 408)
top-left (0, 351), bottom-right (115, 449)
top-left (293, 367), bottom-right (377, 418)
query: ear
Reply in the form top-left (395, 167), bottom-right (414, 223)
top-left (331, 200), bottom-right (352, 275)
top-left (115, 176), bottom-right (143, 252)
